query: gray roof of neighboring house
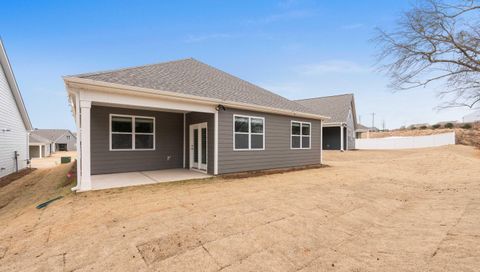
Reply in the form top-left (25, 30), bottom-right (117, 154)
top-left (31, 129), bottom-right (75, 142)
top-left (295, 94), bottom-right (356, 124)
top-left (356, 123), bottom-right (370, 131)
top-left (0, 39), bottom-right (32, 131)
top-left (29, 133), bottom-right (51, 144)
top-left (69, 58), bottom-right (320, 116)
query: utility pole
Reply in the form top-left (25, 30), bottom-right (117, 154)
top-left (371, 112), bottom-right (375, 130)
top-left (382, 120), bottom-right (386, 131)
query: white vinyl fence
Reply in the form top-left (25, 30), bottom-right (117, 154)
top-left (355, 132), bottom-right (455, 150)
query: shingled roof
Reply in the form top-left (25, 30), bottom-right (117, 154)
top-left (29, 133), bottom-right (51, 144)
top-left (31, 129), bottom-right (75, 142)
top-left (69, 58), bottom-right (320, 116)
top-left (295, 94), bottom-right (355, 124)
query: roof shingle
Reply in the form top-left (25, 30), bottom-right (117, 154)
top-left (295, 94), bottom-right (354, 123)
top-left (71, 58), bottom-right (319, 116)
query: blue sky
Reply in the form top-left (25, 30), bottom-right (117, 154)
top-left (1, 0), bottom-right (474, 130)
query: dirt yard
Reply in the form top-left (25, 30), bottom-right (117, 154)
top-left (30, 151), bottom-right (77, 169)
top-left (1, 146), bottom-right (479, 271)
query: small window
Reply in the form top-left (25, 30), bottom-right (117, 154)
top-left (291, 121), bottom-right (311, 149)
top-left (110, 115), bottom-right (155, 151)
top-left (234, 115), bottom-right (264, 150)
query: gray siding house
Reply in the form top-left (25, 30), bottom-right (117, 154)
top-left (31, 129), bottom-right (77, 152)
top-left (296, 94), bottom-right (357, 151)
top-left (64, 59), bottom-right (328, 191)
top-left (29, 133), bottom-right (52, 159)
top-left (0, 40), bottom-right (32, 178)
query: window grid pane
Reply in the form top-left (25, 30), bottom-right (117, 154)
top-left (301, 124), bottom-right (310, 136)
top-left (112, 116), bottom-right (132, 132)
top-left (135, 118), bottom-right (154, 133)
top-left (235, 117), bottom-right (249, 133)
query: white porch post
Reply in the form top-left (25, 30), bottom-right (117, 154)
top-left (320, 120), bottom-right (323, 164)
top-left (214, 111), bottom-right (219, 175)
top-left (183, 113), bottom-right (186, 169)
top-left (340, 125), bottom-right (344, 151)
top-left (39, 145), bottom-right (42, 158)
top-left (80, 100), bottom-right (92, 191)
top-left (345, 127), bottom-right (348, 150)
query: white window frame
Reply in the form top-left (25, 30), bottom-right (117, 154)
top-left (290, 120), bottom-right (311, 150)
top-left (109, 114), bottom-right (156, 151)
top-left (233, 114), bottom-right (265, 151)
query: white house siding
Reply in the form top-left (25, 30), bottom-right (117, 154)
top-left (0, 64), bottom-right (29, 178)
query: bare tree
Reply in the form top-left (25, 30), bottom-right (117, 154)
top-left (374, 0), bottom-right (480, 109)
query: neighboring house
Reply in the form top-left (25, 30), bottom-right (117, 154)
top-left (29, 134), bottom-right (52, 159)
top-left (463, 110), bottom-right (480, 123)
top-left (296, 94), bottom-right (357, 151)
top-left (64, 58), bottom-right (328, 191)
top-left (30, 129), bottom-right (77, 151)
top-left (0, 39), bottom-right (32, 178)
top-left (355, 123), bottom-right (370, 139)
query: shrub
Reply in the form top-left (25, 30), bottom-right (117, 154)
top-left (461, 123), bottom-right (472, 129)
top-left (420, 125), bottom-right (428, 129)
top-left (444, 123), bottom-right (454, 129)
top-left (410, 127), bottom-right (417, 130)
top-left (432, 124), bottom-right (441, 129)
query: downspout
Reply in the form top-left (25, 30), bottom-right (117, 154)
top-left (68, 89), bottom-right (81, 192)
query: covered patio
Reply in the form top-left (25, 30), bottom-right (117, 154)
top-left (89, 169), bottom-right (211, 191)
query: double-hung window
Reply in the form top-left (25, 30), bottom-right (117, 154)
top-left (234, 115), bottom-right (264, 150)
top-left (110, 114), bottom-right (155, 151)
top-left (291, 121), bottom-right (311, 149)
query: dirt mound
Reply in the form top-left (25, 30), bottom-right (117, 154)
top-left (368, 123), bottom-right (480, 147)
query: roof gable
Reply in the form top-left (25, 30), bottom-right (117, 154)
top-left (68, 58), bottom-right (319, 116)
top-left (31, 129), bottom-right (75, 142)
top-left (0, 39), bottom-right (32, 130)
top-left (295, 94), bottom-right (356, 124)
top-left (29, 133), bottom-right (51, 144)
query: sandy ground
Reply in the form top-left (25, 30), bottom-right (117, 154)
top-left (0, 145), bottom-right (479, 271)
top-left (30, 151), bottom-right (77, 169)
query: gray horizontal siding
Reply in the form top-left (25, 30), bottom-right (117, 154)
top-left (90, 106), bottom-right (183, 175)
top-left (218, 108), bottom-right (321, 174)
top-left (55, 132), bottom-right (77, 151)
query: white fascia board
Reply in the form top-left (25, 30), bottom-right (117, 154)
top-left (0, 40), bottom-right (33, 130)
top-left (323, 122), bottom-right (345, 127)
top-left (63, 76), bottom-right (330, 121)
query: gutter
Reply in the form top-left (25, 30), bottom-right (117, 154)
top-left (63, 76), bottom-right (330, 121)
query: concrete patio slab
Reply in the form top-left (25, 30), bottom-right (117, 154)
top-left (90, 169), bottom-right (211, 191)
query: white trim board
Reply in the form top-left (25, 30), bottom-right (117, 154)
top-left (64, 77), bottom-right (329, 121)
